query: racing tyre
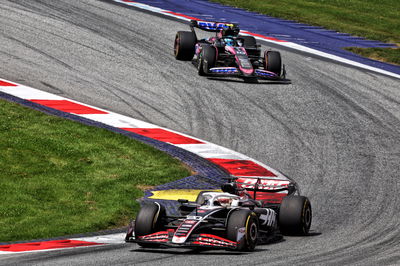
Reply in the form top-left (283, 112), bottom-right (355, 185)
top-left (134, 202), bottom-right (166, 247)
top-left (198, 45), bottom-right (216, 76)
top-left (227, 210), bottom-right (258, 251)
top-left (278, 196), bottom-right (312, 236)
top-left (174, 31), bottom-right (196, 61)
top-left (264, 51), bottom-right (282, 76)
top-left (238, 35), bottom-right (257, 48)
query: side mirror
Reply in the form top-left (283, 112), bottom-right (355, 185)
top-left (287, 183), bottom-right (296, 195)
top-left (178, 199), bottom-right (189, 204)
top-left (190, 20), bottom-right (197, 27)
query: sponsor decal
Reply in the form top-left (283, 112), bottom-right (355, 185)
top-left (209, 67), bottom-right (238, 74)
top-left (139, 231), bottom-right (169, 242)
top-left (259, 209), bottom-right (276, 226)
top-left (195, 234), bottom-right (237, 247)
top-left (186, 216), bottom-right (202, 220)
top-left (234, 47), bottom-right (246, 55)
top-left (198, 21), bottom-right (229, 30)
top-left (237, 178), bottom-right (289, 190)
top-left (255, 69), bottom-right (276, 77)
top-left (172, 236), bottom-right (186, 244)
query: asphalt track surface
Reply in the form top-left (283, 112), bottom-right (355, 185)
top-left (1, 0), bottom-right (400, 265)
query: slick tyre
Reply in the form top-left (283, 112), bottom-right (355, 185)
top-left (238, 35), bottom-right (257, 48)
top-left (264, 50), bottom-right (282, 76)
top-left (227, 210), bottom-right (258, 251)
top-left (279, 196), bottom-right (312, 236)
top-left (134, 202), bottom-right (166, 247)
top-left (174, 31), bottom-right (196, 61)
top-left (198, 45), bottom-right (216, 76)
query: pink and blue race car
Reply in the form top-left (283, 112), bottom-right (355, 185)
top-left (174, 20), bottom-right (286, 83)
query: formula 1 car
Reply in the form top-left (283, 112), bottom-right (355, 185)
top-left (174, 20), bottom-right (286, 83)
top-left (125, 176), bottom-right (312, 251)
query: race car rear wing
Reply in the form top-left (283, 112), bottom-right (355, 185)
top-left (190, 20), bottom-right (239, 33)
top-left (223, 176), bottom-right (299, 199)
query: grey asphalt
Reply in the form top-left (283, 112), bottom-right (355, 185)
top-left (1, 0), bottom-right (400, 265)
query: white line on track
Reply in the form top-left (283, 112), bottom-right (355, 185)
top-left (111, 0), bottom-right (400, 80)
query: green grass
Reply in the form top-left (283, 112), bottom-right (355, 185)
top-left (345, 47), bottom-right (400, 65)
top-left (212, 0), bottom-right (400, 65)
top-left (0, 99), bottom-right (191, 242)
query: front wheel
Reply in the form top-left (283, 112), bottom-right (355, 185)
top-left (226, 210), bottom-right (258, 251)
top-left (264, 50), bottom-right (282, 76)
top-left (278, 196), bottom-right (312, 235)
top-left (134, 202), bottom-right (166, 247)
top-left (198, 45), bottom-right (216, 76)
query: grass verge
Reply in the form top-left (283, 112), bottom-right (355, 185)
top-left (0, 98), bottom-right (191, 242)
top-left (345, 47), bottom-right (400, 65)
top-left (212, 0), bottom-right (400, 65)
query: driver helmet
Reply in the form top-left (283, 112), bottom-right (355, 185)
top-left (223, 38), bottom-right (235, 46)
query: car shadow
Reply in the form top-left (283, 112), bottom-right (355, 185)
top-left (131, 247), bottom-right (254, 255)
top-left (207, 77), bottom-right (292, 85)
top-left (129, 231), bottom-right (321, 255)
top-left (276, 231), bottom-right (322, 239)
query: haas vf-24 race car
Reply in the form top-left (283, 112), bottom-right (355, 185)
top-left (174, 20), bottom-right (286, 82)
top-left (126, 176), bottom-right (312, 251)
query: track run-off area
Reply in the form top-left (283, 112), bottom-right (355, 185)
top-left (1, 0), bottom-right (400, 265)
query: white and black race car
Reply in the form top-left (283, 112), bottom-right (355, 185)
top-left (125, 177), bottom-right (312, 251)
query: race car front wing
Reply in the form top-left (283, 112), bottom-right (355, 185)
top-left (208, 67), bottom-right (283, 80)
top-left (127, 229), bottom-right (238, 249)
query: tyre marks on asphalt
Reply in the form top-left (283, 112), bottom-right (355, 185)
top-left (111, 0), bottom-right (400, 80)
top-left (0, 77), bottom-right (288, 253)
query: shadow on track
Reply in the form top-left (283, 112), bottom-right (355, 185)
top-left (128, 232), bottom-right (325, 255)
top-left (207, 77), bottom-right (292, 85)
top-left (131, 247), bottom-right (263, 255)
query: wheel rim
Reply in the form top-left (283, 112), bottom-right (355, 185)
top-left (264, 54), bottom-right (268, 70)
top-left (304, 207), bottom-right (311, 227)
top-left (198, 54), bottom-right (203, 72)
top-left (249, 222), bottom-right (257, 241)
top-left (174, 37), bottom-right (179, 56)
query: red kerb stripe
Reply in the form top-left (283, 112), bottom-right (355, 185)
top-left (0, 80), bottom-right (18, 86)
top-left (30, 100), bottom-right (108, 114)
top-left (242, 31), bottom-right (287, 42)
top-left (0, 240), bottom-right (102, 252)
top-left (122, 128), bottom-right (204, 144)
top-left (207, 158), bottom-right (277, 177)
top-left (164, 11), bottom-right (201, 21)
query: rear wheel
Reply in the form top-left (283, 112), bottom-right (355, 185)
top-left (279, 196), bottom-right (312, 235)
top-left (198, 45), bottom-right (216, 76)
top-left (174, 31), bottom-right (196, 61)
top-left (226, 210), bottom-right (258, 251)
top-left (264, 51), bottom-right (282, 76)
top-left (134, 202), bottom-right (166, 247)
